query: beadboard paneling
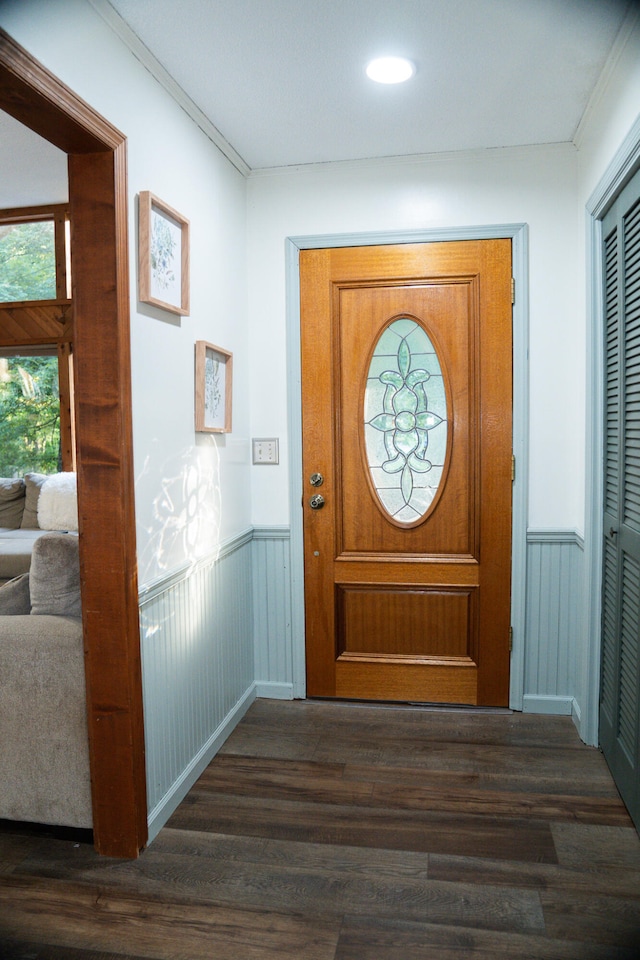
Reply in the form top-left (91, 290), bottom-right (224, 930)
top-left (524, 530), bottom-right (584, 715)
top-left (138, 525), bottom-right (587, 843)
top-left (252, 526), bottom-right (294, 698)
top-left (251, 526), bottom-right (586, 715)
top-left (139, 530), bottom-right (255, 840)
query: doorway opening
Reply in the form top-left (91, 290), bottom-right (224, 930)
top-left (0, 28), bottom-right (146, 858)
top-left (285, 224), bottom-right (529, 710)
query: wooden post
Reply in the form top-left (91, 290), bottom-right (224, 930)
top-left (0, 29), bottom-right (148, 857)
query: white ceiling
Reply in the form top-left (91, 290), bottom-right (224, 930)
top-left (0, 0), bottom-right (633, 199)
top-left (104, 0), bottom-right (632, 170)
top-left (0, 111), bottom-right (68, 208)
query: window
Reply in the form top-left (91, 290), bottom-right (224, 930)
top-left (0, 349), bottom-right (63, 476)
top-left (0, 219), bottom-right (56, 302)
top-left (0, 204), bottom-right (74, 473)
top-left (0, 204), bottom-right (70, 304)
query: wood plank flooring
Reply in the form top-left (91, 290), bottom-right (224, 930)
top-left (1, 698), bottom-right (639, 958)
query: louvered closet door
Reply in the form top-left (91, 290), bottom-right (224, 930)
top-left (600, 165), bottom-right (640, 833)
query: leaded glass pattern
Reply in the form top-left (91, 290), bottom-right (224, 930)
top-left (364, 318), bottom-right (448, 525)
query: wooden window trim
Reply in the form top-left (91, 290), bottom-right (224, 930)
top-left (0, 202), bottom-right (72, 307)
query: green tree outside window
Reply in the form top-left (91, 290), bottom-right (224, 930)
top-left (0, 356), bottom-right (61, 476)
top-left (0, 220), bottom-right (57, 302)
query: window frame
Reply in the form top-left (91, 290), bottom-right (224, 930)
top-left (0, 202), bottom-right (71, 306)
top-left (0, 204), bottom-right (75, 471)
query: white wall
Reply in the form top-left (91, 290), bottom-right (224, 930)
top-left (247, 143), bottom-right (583, 532)
top-left (4, 0), bottom-right (633, 564)
top-left (0, 0), bottom-right (251, 586)
top-left (576, 11), bottom-right (640, 203)
top-left (0, 111), bottom-right (68, 207)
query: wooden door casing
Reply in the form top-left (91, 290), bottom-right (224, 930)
top-left (0, 29), bottom-right (147, 857)
top-left (301, 240), bottom-right (513, 707)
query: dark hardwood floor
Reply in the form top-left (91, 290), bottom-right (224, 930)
top-left (1, 699), bottom-right (639, 959)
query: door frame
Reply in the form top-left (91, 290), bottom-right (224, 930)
top-left (285, 223), bottom-right (529, 709)
top-left (0, 29), bottom-right (147, 857)
top-left (584, 114), bottom-right (640, 747)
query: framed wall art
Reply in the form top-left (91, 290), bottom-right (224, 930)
top-left (138, 191), bottom-right (190, 315)
top-left (195, 340), bottom-right (233, 433)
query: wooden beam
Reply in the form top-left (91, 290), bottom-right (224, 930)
top-left (70, 146), bottom-right (147, 858)
top-left (0, 30), bottom-right (124, 154)
top-left (57, 341), bottom-right (75, 472)
top-left (0, 301), bottom-right (72, 345)
top-left (53, 207), bottom-right (70, 300)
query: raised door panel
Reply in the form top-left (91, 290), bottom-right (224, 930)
top-left (302, 239), bottom-right (512, 707)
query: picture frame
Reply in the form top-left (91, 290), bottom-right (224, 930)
top-left (138, 191), bottom-right (190, 315)
top-left (195, 340), bottom-right (233, 433)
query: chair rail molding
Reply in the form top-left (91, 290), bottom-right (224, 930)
top-left (139, 528), bottom-right (255, 840)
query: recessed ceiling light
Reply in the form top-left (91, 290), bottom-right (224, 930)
top-left (366, 56), bottom-right (415, 84)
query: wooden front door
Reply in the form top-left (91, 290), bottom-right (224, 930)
top-left (301, 240), bottom-right (513, 707)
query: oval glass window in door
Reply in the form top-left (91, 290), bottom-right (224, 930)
top-left (364, 317), bottom-right (448, 525)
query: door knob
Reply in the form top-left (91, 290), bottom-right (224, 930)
top-left (309, 494), bottom-right (325, 510)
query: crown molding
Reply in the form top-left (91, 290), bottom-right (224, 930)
top-left (573, 2), bottom-right (640, 151)
top-left (248, 141), bottom-right (576, 180)
top-left (87, 0), bottom-right (251, 177)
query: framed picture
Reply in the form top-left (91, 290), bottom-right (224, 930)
top-left (195, 340), bottom-right (233, 433)
top-left (138, 191), bottom-right (190, 315)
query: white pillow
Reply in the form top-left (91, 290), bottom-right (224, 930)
top-left (37, 472), bottom-right (78, 531)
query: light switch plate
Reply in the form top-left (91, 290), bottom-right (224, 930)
top-left (252, 438), bottom-right (279, 464)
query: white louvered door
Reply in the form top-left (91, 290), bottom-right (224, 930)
top-left (600, 165), bottom-right (640, 832)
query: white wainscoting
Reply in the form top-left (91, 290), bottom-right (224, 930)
top-left (252, 526), bottom-right (587, 719)
top-left (139, 528), bottom-right (255, 841)
top-left (139, 525), bottom-right (587, 841)
top-left (252, 526), bottom-right (294, 699)
top-left (523, 530), bottom-right (585, 719)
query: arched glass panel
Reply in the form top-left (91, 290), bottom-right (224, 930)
top-left (364, 318), bottom-right (448, 525)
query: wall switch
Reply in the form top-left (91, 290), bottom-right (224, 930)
top-left (252, 438), bottom-right (279, 464)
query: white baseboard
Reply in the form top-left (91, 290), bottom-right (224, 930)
top-left (522, 694), bottom-right (574, 716)
top-left (255, 681), bottom-right (294, 700)
top-left (571, 697), bottom-right (582, 724)
top-left (146, 682), bottom-right (257, 843)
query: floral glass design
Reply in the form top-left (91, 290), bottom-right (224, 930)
top-left (364, 317), bottom-right (448, 524)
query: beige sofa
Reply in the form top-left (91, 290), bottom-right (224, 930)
top-left (0, 532), bottom-right (92, 829)
top-left (0, 473), bottom-right (76, 584)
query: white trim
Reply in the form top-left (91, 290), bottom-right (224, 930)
top-left (584, 115), bottom-right (640, 747)
top-left (573, 5), bottom-right (640, 151)
top-left (255, 681), bottom-right (294, 700)
top-left (249, 142), bottom-right (574, 180)
top-left (522, 695), bottom-right (575, 717)
top-left (587, 112), bottom-right (640, 217)
top-left (572, 697), bottom-right (582, 728)
top-left (138, 526), bottom-right (254, 604)
top-left (286, 225), bottom-right (529, 709)
top-left (87, 0), bottom-right (251, 177)
top-left (251, 525), bottom-right (291, 540)
top-left (527, 529), bottom-right (585, 548)
top-left (146, 682), bottom-right (256, 842)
